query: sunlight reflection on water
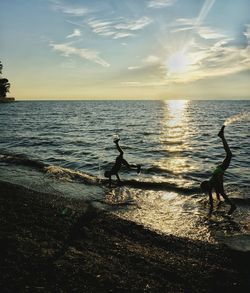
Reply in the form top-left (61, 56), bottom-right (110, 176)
top-left (112, 186), bottom-right (250, 245)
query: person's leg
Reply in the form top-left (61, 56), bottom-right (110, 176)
top-left (208, 191), bottom-right (213, 215)
top-left (122, 159), bottom-right (141, 173)
top-left (218, 126), bottom-right (232, 170)
top-left (116, 173), bottom-right (121, 183)
top-left (220, 191), bottom-right (236, 214)
top-left (122, 159), bottom-right (131, 169)
top-left (215, 190), bottom-right (220, 200)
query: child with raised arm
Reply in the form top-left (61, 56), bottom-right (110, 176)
top-left (200, 126), bottom-right (236, 215)
top-left (104, 137), bottom-right (141, 186)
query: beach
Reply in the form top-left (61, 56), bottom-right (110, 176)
top-left (1, 180), bottom-right (250, 292)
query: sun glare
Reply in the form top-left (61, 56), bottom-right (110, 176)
top-left (167, 51), bottom-right (189, 73)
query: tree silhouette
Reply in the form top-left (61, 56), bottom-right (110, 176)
top-left (0, 61), bottom-right (10, 98)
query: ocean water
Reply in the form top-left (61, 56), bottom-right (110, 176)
top-left (0, 100), bottom-right (250, 248)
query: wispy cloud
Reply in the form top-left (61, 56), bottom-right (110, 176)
top-left (197, 26), bottom-right (225, 39)
top-left (125, 24), bottom-right (250, 87)
top-left (50, 42), bottom-right (110, 67)
top-left (114, 17), bottom-right (153, 31)
top-left (51, 0), bottom-right (91, 16)
top-left (144, 55), bottom-right (160, 63)
top-left (113, 32), bottom-right (135, 39)
top-left (165, 28), bottom-right (250, 83)
top-left (121, 81), bottom-right (142, 86)
top-left (148, 0), bottom-right (177, 9)
top-left (127, 55), bottom-right (160, 72)
top-left (170, 0), bottom-right (217, 40)
top-left (66, 29), bottom-right (81, 39)
top-left (128, 66), bottom-right (140, 70)
top-left (87, 16), bottom-right (152, 39)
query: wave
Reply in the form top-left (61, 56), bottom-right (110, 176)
top-left (0, 151), bottom-right (48, 170)
top-left (143, 166), bottom-right (175, 175)
top-left (0, 150), bottom-right (199, 193)
top-left (45, 165), bottom-right (98, 185)
top-left (45, 165), bottom-right (200, 194)
top-left (1, 151), bottom-right (250, 202)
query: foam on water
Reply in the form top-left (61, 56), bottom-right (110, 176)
top-left (224, 111), bottom-right (250, 126)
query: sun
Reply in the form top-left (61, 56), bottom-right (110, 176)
top-left (167, 51), bottom-right (189, 73)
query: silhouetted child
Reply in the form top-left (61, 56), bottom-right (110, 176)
top-left (104, 138), bottom-right (141, 186)
top-left (200, 125), bottom-right (236, 215)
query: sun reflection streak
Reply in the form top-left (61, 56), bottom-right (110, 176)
top-left (164, 100), bottom-right (188, 127)
top-left (158, 100), bottom-right (192, 175)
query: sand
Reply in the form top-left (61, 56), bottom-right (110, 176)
top-left (1, 180), bottom-right (250, 292)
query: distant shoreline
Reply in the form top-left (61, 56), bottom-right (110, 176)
top-left (6, 98), bottom-right (250, 103)
top-left (0, 97), bottom-right (15, 103)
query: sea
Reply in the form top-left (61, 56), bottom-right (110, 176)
top-left (0, 100), bottom-right (250, 250)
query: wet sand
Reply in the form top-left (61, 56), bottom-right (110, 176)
top-left (1, 180), bottom-right (250, 292)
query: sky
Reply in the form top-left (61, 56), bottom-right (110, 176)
top-left (0, 0), bottom-right (250, 100)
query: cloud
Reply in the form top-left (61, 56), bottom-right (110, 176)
top-left (87, 16), bottom-right (152, 39)
top-left (165, 4), bottom-right (249, 84)
top-left (128, 66), bottom-right (140, 70)
top-left (197, 27), bottom-right (225, 39)
top-left (171, 18), bottom-right (225, 40)
top-left (50, 43), bottom-right (110, 67)
top-left (148, 0), bottom-right (176, 9)
top-left (165, 31), bottom-right (250, 84)
top-left (51, 1), bottom-right (91, 16)
top-left (121, 81), bottom-right (142, 86)
top-left (127, 55), bottom-right (160, 72)
top-left (114, 17), bottom-right (153, 31)
top-left (170, 0), bottom-right (217, 38)
top-left (144, 55), bottom-right (160, 63)
top-left (113, 32), bottom-right (135, 39)
top-left (66, 29), bottom-right (81, 39)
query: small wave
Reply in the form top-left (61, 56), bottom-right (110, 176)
top-left (0, 151), bottom-right (48, 170)
top-left (0, 150), bottom-right (200, 194)
top-left (143, 166), bottom-right (175, 175)
top-left (42, 165), bottom-right (199, 194)
top-left (45, 165), bottom-right (98, 185)
top-left (105, 179), bottom-right (199, 194)
top-left (5, 154), bottom-right (247, 197)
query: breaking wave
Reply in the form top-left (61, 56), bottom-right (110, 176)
top-left (0, 151), bottom-right (199, 194)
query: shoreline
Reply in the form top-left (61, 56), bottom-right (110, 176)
top-left (0, 97), bottom-right (15, 103)
top-left (1, 180), bottom-right (250, 292)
